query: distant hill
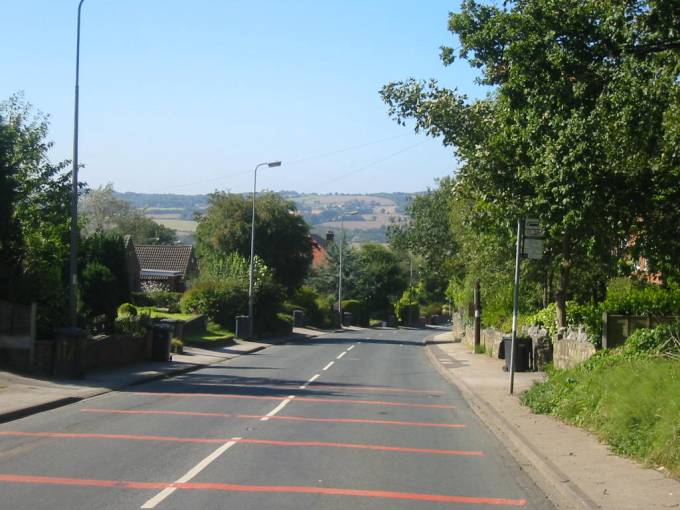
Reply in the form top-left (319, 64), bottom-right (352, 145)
top-left (113, 191), bottom-right (418, 244)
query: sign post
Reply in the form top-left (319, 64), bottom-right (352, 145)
top-left (509, 217), bottom-right (544, 394)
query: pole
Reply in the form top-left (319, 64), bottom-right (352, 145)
top-left (473, 279), bottom-right (481, 351)
top-left (69, 0), bottom-right (85, 327)
top-left (408, 256), bottom-right (413, 326)
top-left (509, 218), bottom-right (523, 394)
top-left (248, 164), bottom-right (263, 340)
top-left (338, 217), bottom-right (344, 329)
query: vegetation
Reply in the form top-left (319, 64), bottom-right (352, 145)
top-left (195, 192), bottom-right (312, 292)
top-left (522, 324), bottom-right (680, 476)
top-left (381, 0), bottom-right (680, 330)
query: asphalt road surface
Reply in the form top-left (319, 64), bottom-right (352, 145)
top-left (0, 328), bottom-right (555, 509)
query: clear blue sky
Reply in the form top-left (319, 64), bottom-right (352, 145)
top-left (2, 1), bottom-right (484, 194)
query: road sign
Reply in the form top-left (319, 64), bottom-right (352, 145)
top-left (523, 237), bottom-right (544, 259)
top-left (524, 218), bottom-right (543, 239)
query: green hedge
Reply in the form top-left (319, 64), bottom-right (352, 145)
top-left (131, 291), bottom-right (182, 312)
top-left (341, 299), bottom-right (369, 327)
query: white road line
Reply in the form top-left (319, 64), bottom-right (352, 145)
top-left (322, 361), bottom-right (334, 371)
top-left (347, 345), bottom-right (355, 351)
top-left (299, 373), bottom-right (321, 389)
top-left (336, 351), bottom-right (347, 360)
top-left (140, 437), bottom-right (241, 508)
top-left (260, 396), bottom-right (295, 421)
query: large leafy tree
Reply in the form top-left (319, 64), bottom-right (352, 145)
top-left (354, 244), bottom-right (407, 317)
top-left (195, 192), bottom-right (313, 292)
top-left (382, 0), bottom-right (680, 326)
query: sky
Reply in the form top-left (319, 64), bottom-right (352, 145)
top-left (2, 1), bottom-right (485, 195)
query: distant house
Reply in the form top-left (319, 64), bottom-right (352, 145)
top-left (133, 244), bottom-right (198, 292)
top-left (311, 234), bottom-right (329, 268)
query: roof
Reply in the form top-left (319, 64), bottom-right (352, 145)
top-left (311, 237), bottom-right (328, 268)
top-left (134, 244), bottom-right (195, 278)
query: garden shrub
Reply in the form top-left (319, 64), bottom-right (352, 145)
top-left (341, 299), bottom-right (369, 326)
top-left (117, 302), bottom-right (137, 317)
top-left (180, 281), bottom-right (247, 331)
top-left (114, 312), bottom-right (152, 337)
top-left (131, 290), bottom-right (182, 312)
top-left (80, 261), bottom-right (119, 323)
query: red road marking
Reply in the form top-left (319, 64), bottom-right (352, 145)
top-left (82, 409), bottom-right (231, 418)
top-left (238, 438), bottom-right (483, 456)
top-left (0, 431), bottom-right (481, 456)
top-left (191, 382), bottom-right (444, 395)
top-left (80, 408), bottom-right (465, 429)
top-left (131, 391), bottom-right (454, 409)
top-left (0, 474), bottom-right (527, 506)
top-left (236, 414), bottom-right (467, 429)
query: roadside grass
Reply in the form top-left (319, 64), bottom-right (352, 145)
top-left (136, 307), bottom-right (196, 321)
top-left (184, 321), bottom-right (234, 344)
top-left (474, 344), bottom-right (486, 355)
top-left (521, 354), bottom-right (680, 477)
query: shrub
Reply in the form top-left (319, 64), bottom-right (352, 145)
top-left (422, 302), bottom-right (443, 319)
top-left (114, 313), bottom-right (152, 337)
top-left (180, 281), bottom-right (247, 331)
top-left (117, 302), bottom-right (137, 317)
top-left (286, 286), bottom-right (325, 327)
top-left (341, 299), bottom-right (369, 326)
top-left (131, 290), bottom-right (182, 312)
top-left (170, 338), bottom-right (184, 354)
top-left (605, 279), bottom-right (680, 316)
top-left (80, 262), bottom-right (119, 323)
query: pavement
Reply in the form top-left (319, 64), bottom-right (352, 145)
top-left (426, 329), bottom-right (680, 510)
top-left (0, 326), bottom-right (554, 509)
top-left (0, 327), bottom-right (323, 424)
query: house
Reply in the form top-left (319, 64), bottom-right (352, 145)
top-left (311, 233), bottom-right (330, 268)
top-left (132, 243), bottom-right (198, 292)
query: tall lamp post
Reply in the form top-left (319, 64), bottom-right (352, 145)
top-left (69, 0), bottom-right (86, 327)
top-left (248, 160), bottom-right (281, 340)
top-left (337, 211), bottom-right (358, 329)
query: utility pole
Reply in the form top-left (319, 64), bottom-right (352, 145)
top-left (408, 256), bottom-right (414, 326)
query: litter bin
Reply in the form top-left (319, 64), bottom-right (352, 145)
top-left (235, 315), bottom-right (250, 339)
top-left (342, 312), bottom-right (352, 326)
top-left (502, 336), bottom-right (532, 372)
top-left (292, 310), bottom-right (305, 327)
top-left (151, 323), bottom-right (173, 362)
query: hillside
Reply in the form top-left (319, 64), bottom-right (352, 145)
top-left (114, 191), bottom-right (416, 244)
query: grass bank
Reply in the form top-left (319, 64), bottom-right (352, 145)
top-left (521, 324), bottom-right (680, 477)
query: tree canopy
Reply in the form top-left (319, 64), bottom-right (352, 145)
top-left (381, 0), bottom-right (680, 325)
top-left (195, 192), bottom-right (313, 292)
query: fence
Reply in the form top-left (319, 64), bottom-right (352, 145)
top-left (0, 300), bottom-right (37, 365)
top-left (602, 312), bottom-right (680, 349)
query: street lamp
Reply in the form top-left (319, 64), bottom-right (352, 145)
top-left (248, 160), bottom-right (281, 340)
top-left (338, 211), bottom-right (359, 329)
top-left (69, 0), bottom-right (86, 327)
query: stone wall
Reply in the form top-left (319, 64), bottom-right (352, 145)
top-left (553, 327), bottom-right (596, 370)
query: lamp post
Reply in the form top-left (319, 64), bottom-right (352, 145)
top-left (69, 0), bottom-right (86, 327)
top-left (337, 211), bottom-right (358, 329)
top-left (248, 160), bottom-right (281, 340)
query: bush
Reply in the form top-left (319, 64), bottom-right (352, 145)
top-left (180, 281), bottom-right (247, 331)
top-left (605, 279), bottom-right (680, 316)
top-left (422, 302), bottom-right (443, 319)
top-left (117, 302), bottom-right (137, 317)
top-left (114, 313), bottom-right (152, 337)
top-left (286, 286), bottom-right (325, 327)
top-left (80, 262), bottom-right (119, 323)
top-left (341, 299), bottom-right (369, 326)
top-left (131, 291), bottom-right (182, 312)
top-left (170, 338), bottom-right (184, 354)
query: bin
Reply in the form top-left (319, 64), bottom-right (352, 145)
top-left (503, 336), bottom-right (532, 372)
top-left (342, 312), bottom-right (352, 326)
top-left (235, 315), bottom-right (250, 339)
top-left (292, 310), bottom-right (305, 327)
top-left (151, 324), bottom-right (173, 362)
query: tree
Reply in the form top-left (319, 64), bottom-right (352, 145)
top-left (195, 192), bottom-right (313, 292)
top-left (381, 1), bottom-right (680, 326)
top-left (0, 94), bottom-right (73, 336)
top-left (354, 244), bottom-right (407, 317)
top-left (307, 236), bottom-right (359, 299)
top-left (80, 184), bottom-right (176, 245)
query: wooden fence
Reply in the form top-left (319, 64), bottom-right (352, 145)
top-left (602, 312), bottom-right (680, 349)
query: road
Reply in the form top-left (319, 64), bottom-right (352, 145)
top-left (0, 327), bottom-right (554, 509)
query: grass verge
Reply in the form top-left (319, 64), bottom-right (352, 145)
top-left (136, 307), bottom-right (197, 321)
top-left (521, 334), bottom-right (680, 477)
top-left (184, 321), bottom-right (234, 343)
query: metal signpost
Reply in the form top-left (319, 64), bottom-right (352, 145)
top-left (509, 217), bottom-right (544, 394)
